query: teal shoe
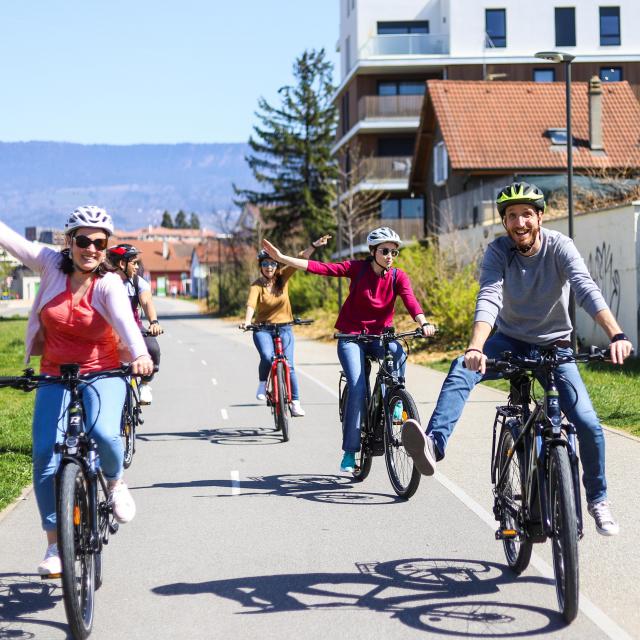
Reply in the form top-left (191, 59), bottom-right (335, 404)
top-left (392, 401), bottom-right (404, 422)
top-left (340, 451), bottom-right (356, 473)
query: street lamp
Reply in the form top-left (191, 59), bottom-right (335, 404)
top-left (534, 50), bottom-right (577, 350)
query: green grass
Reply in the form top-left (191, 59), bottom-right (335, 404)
top-left (425, 355), bottom-right (640, 436)
top-left (0, 319), bottom-right (36, 512)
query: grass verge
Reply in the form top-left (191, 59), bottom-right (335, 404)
top-left (0, 319), bottom-right (36, 512)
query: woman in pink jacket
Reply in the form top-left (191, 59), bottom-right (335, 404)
top-left (0, 206), bottom-right (153, 576)
top-left (263, 227), bottom-right (435, 473)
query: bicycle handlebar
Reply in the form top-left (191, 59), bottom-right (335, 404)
top-left (242, 318), bottom-right (314, 331)
top-left (484, 346), bottom-right (615, 373)
top-left (333, 327), bottom-right (432, 341)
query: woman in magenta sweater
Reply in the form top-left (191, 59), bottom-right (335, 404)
top-left (262, 227), bottom-right (434, 472)
top-left (0, 206), bottom-right (153, 576)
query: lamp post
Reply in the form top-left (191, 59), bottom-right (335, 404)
top-left (534, 50), bottom-right (577, 351)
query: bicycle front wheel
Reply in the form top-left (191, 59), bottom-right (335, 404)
top-left (496, 428), bottom-right (532, 574)
top-left (58, 462), bottom-right (96, 640)
top-left (276, 362), bottom-right (289, 442)
top-left (385, 388), bottom-right (421, 498)
top-left (549, 445), bottom-right (579, 623)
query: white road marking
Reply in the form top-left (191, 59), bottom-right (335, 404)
top-left (201, 359), bottom-right (207, 366)
top-left (221, 409), bottom-right (228, 420)
top-left (211, 378), bottom-right (218, 386)
top-left (189, 347), bottom-right (195, 353)
top-left (230, 470), bottom-right (241, 495)
top-left (298, 364), bottom-right (631, 640)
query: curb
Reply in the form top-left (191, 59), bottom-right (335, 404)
top-left (0, 484), bottom-right (33, 525)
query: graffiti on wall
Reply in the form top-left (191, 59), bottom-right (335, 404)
top-left (586, 242), bottom-right (621, 317)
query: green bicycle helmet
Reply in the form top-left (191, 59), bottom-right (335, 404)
top-left (496, 181), bottom-right (546, 217)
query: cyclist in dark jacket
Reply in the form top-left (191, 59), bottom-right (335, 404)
top-left (402, 181), bottom-right (633, 536)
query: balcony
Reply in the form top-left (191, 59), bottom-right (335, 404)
top-left (359, 33), bottom-right (449, 58)
top-left (345, 218), bottom-right (424, 253)
top-left (358, 94), bottom-right (423, 121)
top-left (358, 156), bottom-right (412, 182)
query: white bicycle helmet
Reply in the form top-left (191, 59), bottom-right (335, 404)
top-left (64, 205), bottom-right (114, 235)
top-left (366, 226), bottom-right (402, 248)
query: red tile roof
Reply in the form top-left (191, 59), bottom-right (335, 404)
top-left (423, 80), bottom-right (640, 172)
top-left (116, 240), bottom-right (192, 274)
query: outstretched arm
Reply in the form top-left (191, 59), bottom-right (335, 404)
top-left (262, 239), bottom-right (309, 271)
top-left (298, 234), bottom-right (332, 260)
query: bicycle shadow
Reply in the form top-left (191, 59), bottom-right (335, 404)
top-left (0, 573), bottom-right (67, 639)
top-left (137, 426), bottom-right (283, 446)
top-left (152, 557), bottom-right (563, 636)
top-left (136, 473), bottom-right (402, 505)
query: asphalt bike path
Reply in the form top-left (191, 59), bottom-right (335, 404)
top-left (0, 298), bottom-right (637, 638)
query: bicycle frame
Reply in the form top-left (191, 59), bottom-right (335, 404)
top-left (265, 327), bottom-right (292, 410)
top-left (491, 358), bottom-right (584, 542)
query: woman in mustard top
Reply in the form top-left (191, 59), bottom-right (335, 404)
top-left (241, 235), bottom-right (330, 417)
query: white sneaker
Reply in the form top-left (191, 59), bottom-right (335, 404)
top-left (109, 481), bottom-right (136, 524)
top-left (256, 381), bottom-right (267, 401)
top-left (37, 543), bottom-right (61, 576)
top-left (139, 384), bottom-right (153, 405)
top-left (290, 400), bottom-right (305, 417)
top-left (587, 500), bottom-right (620, 536)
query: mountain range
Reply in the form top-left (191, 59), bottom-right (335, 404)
top-left (0, 141), bottom-right (256, 233)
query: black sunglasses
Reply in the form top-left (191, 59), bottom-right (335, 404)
top-left (261, 259), bottom-right (278, 268)
top-left (379, 247), bottom-right (399, 257)
top-left (74, 235), bottom-right (108, 251)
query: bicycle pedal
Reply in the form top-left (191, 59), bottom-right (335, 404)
top-left (40, 572), bottom-right (62, 580)
top-left (495, 528), bottom-right (518, 540)
top-left (109, 522), bottom-right (119, 534)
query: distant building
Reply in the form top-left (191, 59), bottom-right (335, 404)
top-left (25, 227), bottom-right (65, 245)
top-left (410, 78), bottom-right (640, 234)
top-left (334, 0), bottom-right (640, 244)
top-left (113, 225), bottom-right (218, 244)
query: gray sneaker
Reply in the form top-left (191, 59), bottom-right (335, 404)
top-left (401, 419), bottom-right (437, 476)
top-left (587, 500), bottom-right (620, 536)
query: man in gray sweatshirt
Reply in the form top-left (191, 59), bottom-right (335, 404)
top-left (402, 181), bottom-right (633, 535)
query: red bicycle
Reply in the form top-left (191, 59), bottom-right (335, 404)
top-left (244, 318), bottom-right (313, 442)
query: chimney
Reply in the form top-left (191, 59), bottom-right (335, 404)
top-left (162, 240), bottom-right (169, 260)
top-left (589, 75), bottom-right (604, 151)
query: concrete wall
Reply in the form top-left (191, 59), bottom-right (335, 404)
top-left (438, 202), bottom-right (640, 348)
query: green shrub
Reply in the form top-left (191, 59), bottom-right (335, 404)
top-left (288, 270), bottom-right (339, 315)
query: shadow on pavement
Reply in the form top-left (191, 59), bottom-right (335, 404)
top-left (136, 473), bottom-right (402, 505)
top-left (152, 557), bottom-right (562, 636)
top-left (137, 427), bottom-right (283, 446)
top-left (0, 573), bottom-right (67, 639)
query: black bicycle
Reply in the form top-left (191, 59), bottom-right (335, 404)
top-left (0, 364), bottom-right (135, 639)
top-left (335, 328), bottom-right (427, 498)
top-left (243, 318), bottom-right (313, 442)
top-left (488, 346), bottom-right (610, 623)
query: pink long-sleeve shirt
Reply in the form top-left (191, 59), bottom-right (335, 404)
top-left (0, 220), bottom-right (148, 365)
top-left (306, 259), bottom-right (423, 334)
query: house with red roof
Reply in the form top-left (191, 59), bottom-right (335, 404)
top-left (410, 78), bottom-right (640, 235)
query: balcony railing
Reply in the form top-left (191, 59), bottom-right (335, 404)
top-left (347, 218), bottom-right (424, 250)
top-left (358, 94), bottom-right (423, 121)
top-left (358, 156), bottom-right (412, 182)
top-left (359, 33), bottom-right (449, 58)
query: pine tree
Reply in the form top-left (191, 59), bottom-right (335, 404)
top-left (189, 213), bottom-right (201, 229)
top-left (234, 49), bottom-right (338, 250)
top-left (160, 211), bottom-right (174, 228)
top-left (175, 210), bottom-right (189, 229)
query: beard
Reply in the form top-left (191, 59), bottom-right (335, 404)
top-left (509, 225), bottom-right (540, 254)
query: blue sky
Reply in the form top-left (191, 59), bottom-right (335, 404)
top-left (0, 1), bottom-right (339, 145)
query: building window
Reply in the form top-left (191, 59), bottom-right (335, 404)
top-left (377, 21), bottom-right (429, 35)
top-left (377, 80), bottom-right (425, 96)
top-left (600, 7), bottom-right (620, 46)
top-left (381, 200), bottom-right (400, 219)
top-left (345, 35), bottom-right (351, 71)
top-left (555, 7), bottom-right (576, 47)
top-left (341, 91), bottom-right (350, 135)
top-left (485, 9), bottom-right (506, 48)
top-left (377, 137), bottom-right (415, 157)
top-left (380, 198), bottom-right (424, 219)
top-left (600, 66), bottom-right (622, 81)
top-left (433, 141), bottom-right (448, 185)
top-left (346, 0), bottom-right (349, 17)
top-left (533, 68), bottom-right (556, 82)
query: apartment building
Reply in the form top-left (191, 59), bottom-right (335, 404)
top-left (334, 0), bottom-right (640, 245)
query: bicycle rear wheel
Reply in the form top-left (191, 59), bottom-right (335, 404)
top-left (122, 409), bottom-right (135, 469)
top-left (496, 427), bottom-right (533, 574)
top-left (276, 362), bottom-right (289, 442)
top-left (58, 462), bottom-right (95, 640)
top-left (384, 388), bottom-right (421, 498)
top-left (549, 445), bottom-right (579, 623)
top-left (341, 386), bottom-right (372, 481)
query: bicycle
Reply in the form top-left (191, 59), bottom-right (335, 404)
top-left (334, 327), bottom-right (428, 498)
top-left (243, 318), bottom-right (313, 442)
top-left (487, 345), bottom-right (611, 623)
top-left (0, 364), bottom-right (135, 639)
top-left (121, 329), bottom-right (160, 468)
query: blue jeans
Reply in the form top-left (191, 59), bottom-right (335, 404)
top-left (253, 326), bottom-right (299, 400)
top-left (32, 376), bottom-right (126, 531)
top-left (338, 338), bottom-right (405, 453)
top-left (427, 332), bottom-right (607, 503)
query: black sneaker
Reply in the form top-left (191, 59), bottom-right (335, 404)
top-left (402, 419), bottom-right (437, 476)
